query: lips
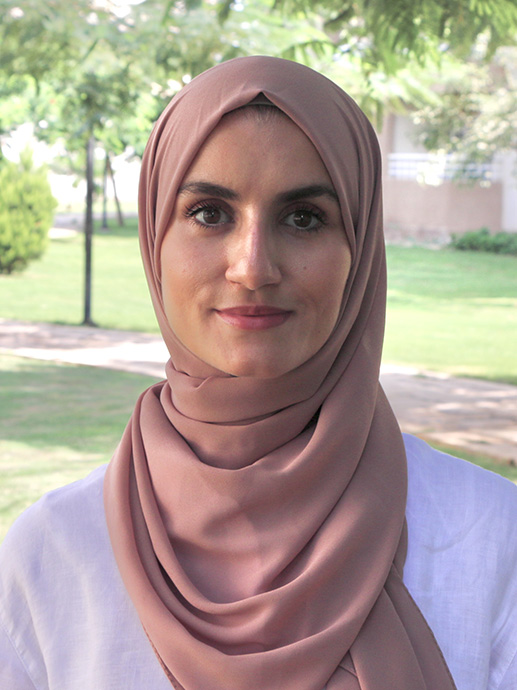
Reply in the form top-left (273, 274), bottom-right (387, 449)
top-left (216, 305), bottom-right (292, 330)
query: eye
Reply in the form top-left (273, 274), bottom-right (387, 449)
top-left (186, 203), bottom-right (232, 227)
top-left (283, 208), bottom-right (325, 232)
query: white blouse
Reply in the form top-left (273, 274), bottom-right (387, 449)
top-left (1, 434), bottom-right (517, 689)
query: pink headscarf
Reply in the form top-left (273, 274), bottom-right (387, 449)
top-left (104, 56), bottom-right (456, 689)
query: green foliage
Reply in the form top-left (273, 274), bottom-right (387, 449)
top-left (450, 228), bottom-right (517, 255)
top-left (3, 0), bottom-right (516, 169)
top-left (0, 76), bottom-right (34, 138)
top-left (272, 0), bottom-right (517, 71)
top-left (0, 151), bottom-right (57, 274)
top-left (268, 0), bottom-right (517, 123)
top-left (3, 0), bottom-right (517, 160)
top-left (411, 46), bottom-right (517, 166)
top-left (0, 0), bottom-right (335, 173)
top-left (0, 0), bottom-right (84, 85)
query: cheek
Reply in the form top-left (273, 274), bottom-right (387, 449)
top-left (304, 246), bottom-right (351, 320)
top-left (161, 268), bottom-right (183, 328)
top-left (160, 232), bottom-right (223, 329)
top-left (161, 235), bottom-right (195, 322)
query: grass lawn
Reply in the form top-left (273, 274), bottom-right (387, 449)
top-left (0, 353), bottom-right (158, 541)
top-left (1, 220), bottom-right (516, 383)
top-left (1, 353), bottom-right (515, 542)
top-left (0, 219), bottom-right (159, 332)
top-left (385, 246), bottom-right (517, 384)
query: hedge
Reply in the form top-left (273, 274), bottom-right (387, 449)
top-left (0, 152), bottom-right (57, 274)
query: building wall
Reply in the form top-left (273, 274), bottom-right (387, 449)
top-left (383, 177), bottom-right (503, 244)
top-left (377, 114), bottom-right (511, 243)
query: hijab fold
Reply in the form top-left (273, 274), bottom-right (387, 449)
top-left (104, 56), bottom-right (456, 689)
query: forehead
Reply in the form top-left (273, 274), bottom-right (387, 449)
top-left (181, 108), bottom-right (334, 188)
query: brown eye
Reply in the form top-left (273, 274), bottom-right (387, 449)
top-left (292, 211), bottom-right (314, 228)
top-left (283, 208), bottom-right (325, 232)
top-left (192, 205), bottom-right (231, 226)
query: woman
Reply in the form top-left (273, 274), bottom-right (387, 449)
top-left (1, 56), bottom-right (516, 690)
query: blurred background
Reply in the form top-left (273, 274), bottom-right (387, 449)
top-left (1, 0), bottom-right (516, 538)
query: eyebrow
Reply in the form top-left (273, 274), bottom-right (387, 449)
top-left (178, 181), bottom-right (238, 200)
top-left (277, 185), bottom-right (339, 204)
top-left (178, 181), bottom-right (339, 204)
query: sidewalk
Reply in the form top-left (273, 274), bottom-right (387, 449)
top-left (1, 318), bottom-right (516, 464)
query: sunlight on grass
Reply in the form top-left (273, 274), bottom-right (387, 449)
top-left (384, 247), bottom-right (517, 385)
top-left (0, 218), bottom-right (159, 332)
top-left (0, 354), bottom-right (158, 540)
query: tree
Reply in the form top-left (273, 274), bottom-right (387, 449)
top-left (0, 1), bottom-right (120, 321)
top-left (267, 0), bottom-right (517, 65)
top-left (2, 0), bottom-right (517, 323)
top-left (409, 47), bottom-right (517, 171)
top-left (0, 150), bottom-right (57, 274)
top-left (1, 0), bottom-right (330, 324)
top-left (218, 0), bottom-right (516, 126)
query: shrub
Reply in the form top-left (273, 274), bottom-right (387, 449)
top-left (450, 227), bottom-right (517, 256)
top-left (0, 151), bottom-right (57, 274)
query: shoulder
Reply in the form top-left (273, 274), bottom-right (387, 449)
top-left (403, 434), bottom-right (517, 690)
top-left (403, 432), bottom-right (517, 576)
top-left (0, 466), bottom-right (110, 688)
top-left (404, 432), bottom-right (517, 534)
top-left (0, 464), bottom-right (110, 611)
top-left (0, 466), bottom-right (169, 689)
top-left (1, 464), bottom-right (108, 568)
top-left (0, 465), bottom-right (112, 625)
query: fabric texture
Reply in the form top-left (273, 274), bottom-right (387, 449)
top-left (103, 56), bottom-right (456, 689)
top-left (3, 437), bottom-right (517, 690)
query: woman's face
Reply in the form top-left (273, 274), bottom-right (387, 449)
top-left (160, 109), bottom-right (352, 378)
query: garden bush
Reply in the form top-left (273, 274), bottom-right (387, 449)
top-left (0, 151), bottom-right (57, 274)
top-left (450, 227), bottom-right (517, 256)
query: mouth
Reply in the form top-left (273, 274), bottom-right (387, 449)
top-left (216, 305), bottom-right (292, 330)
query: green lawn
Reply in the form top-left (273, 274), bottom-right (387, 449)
top-left (385, 247), bottom-right (517, 385)
top-left (0, 353), bottom-right (158, 541)
top-left (1, 220), bottom-right (516, 382)
top-left (0, 220), bottom-right (159, 332)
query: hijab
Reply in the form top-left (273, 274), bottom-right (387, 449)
top-left (104, 56), bottom-right (456, 689)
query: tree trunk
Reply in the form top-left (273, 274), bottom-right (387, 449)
top-left (82, 134), bottom-right (96, 326)
top-left (102, 152), bottom-right (109, 230)
top-left (106, 153), bottom-right (124, 226)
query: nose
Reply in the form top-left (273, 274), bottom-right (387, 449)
top-left (225, 220), bottom-right (281, 290)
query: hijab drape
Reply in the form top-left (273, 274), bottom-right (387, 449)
top-left (104, 56), bottom-right (456, 689)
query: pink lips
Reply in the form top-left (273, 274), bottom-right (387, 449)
top-left (216, 305), bottom-right (292, 330)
